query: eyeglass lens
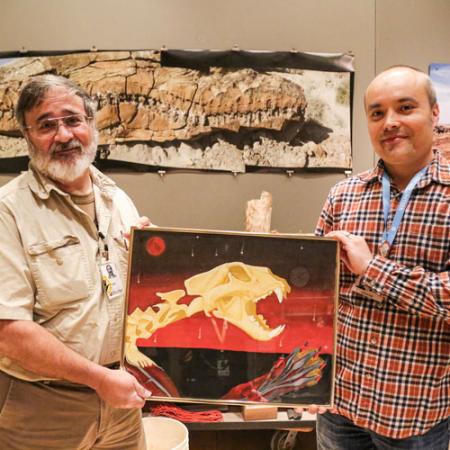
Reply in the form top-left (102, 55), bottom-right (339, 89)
top-left (34, 114), bottom-right (90, 135)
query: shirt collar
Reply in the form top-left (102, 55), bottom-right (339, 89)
top-left (27, 163), bottom-right (117, 200)
top-left (357, 149), bottom-right (450, 187)
top-left (428, 149), bottom-right (450, 186)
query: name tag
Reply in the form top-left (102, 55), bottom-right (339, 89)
top-left (100, 261), bottom-right (123, 300)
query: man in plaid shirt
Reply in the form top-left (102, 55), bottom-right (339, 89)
top-left (315, 66), bottom-right (450, 449)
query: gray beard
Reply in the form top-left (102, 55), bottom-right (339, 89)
top-left (28, 132), bottom-right (98, 184)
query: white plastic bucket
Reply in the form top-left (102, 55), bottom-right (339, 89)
top-left (142, 416), bottom-right (189, 450)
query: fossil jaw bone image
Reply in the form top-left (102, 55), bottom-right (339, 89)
top-left (125, 262), bottom-right (290, 368)
top-left (0, 51), bottom-right (352, 170)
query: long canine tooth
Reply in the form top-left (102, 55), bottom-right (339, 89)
top-left (274, 288), bottom-right (284, 303)
top-left (269, 324), bottom-right (286, 338)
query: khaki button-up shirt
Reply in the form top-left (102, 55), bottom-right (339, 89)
top-left (0, 165), bottom-right (139, 381)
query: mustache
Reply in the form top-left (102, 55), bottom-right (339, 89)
top-left (50, 139), bottom-right (83, 155)
top-left (381, 132), bottom-right (406, 141)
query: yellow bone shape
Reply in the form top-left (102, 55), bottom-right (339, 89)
top-left (125, 262), bottom-right (290, 367)
top-left (184, 262), bottom-right (290, 341)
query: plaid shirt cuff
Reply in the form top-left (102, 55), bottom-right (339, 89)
top-left (351, 256), bottom-right (396, 303)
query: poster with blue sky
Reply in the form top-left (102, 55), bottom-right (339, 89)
top-left (429, 63), bottom-right (450, 160)
top-left (430, 64), bottom-right (450, 124)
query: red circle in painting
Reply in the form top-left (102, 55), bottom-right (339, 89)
top-left (146, 236), bottom-right (166, 256)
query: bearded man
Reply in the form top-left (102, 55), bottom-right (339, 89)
top-left (0, 75), bottom-right (150, 450)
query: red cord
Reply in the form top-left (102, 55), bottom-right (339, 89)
top-left (149, 403), bottom-right (224, 423)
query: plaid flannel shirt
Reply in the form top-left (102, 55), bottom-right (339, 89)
top-left (316, 150), bottom-right (450, 439)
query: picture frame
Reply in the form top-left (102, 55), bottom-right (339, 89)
top-left (122, 227), bottom-right (338, 407)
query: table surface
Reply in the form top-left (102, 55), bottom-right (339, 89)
top-left (144, 408), bottom-right (317, 431)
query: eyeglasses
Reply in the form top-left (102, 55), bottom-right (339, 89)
top-left (24, 114), bottom-right (93, 137)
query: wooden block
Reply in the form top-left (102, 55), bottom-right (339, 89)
top-left (242, 405), bottom-right (278, 421)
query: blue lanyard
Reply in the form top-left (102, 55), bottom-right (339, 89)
top-left (381, 166), bottom-right (428, 254)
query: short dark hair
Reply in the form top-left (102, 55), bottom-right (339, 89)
top-left (15, 74), bottom-right (96, 129)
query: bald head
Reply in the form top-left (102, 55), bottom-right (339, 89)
top-left (365, 66), bottom-right (437, 109)
top-left (363, 64), bottom-right (440, 186)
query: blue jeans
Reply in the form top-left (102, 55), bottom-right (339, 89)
top-left (316, 412), bottom-right (449, 450)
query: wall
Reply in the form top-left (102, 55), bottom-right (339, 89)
top-left (376, 0), bottom-right (450, 73)
top-left (1, 0), bottom-right (446, 233)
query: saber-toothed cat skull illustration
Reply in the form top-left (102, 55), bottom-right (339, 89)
top-left (125, 261), bottom-right (290, 368)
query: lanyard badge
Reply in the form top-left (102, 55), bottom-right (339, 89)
top-left (101, 261), bottom-right (123, 299)
top-left (379, 166), bottom-right (428, 257)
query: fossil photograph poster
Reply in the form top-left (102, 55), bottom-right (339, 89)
top-left (429, 63), bottom-right (450, 160)
top-left (123, 227), bottom-right (338, 407)
top-left (0, 49), bottom-right (353, 172)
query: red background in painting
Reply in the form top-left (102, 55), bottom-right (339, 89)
top-left (128, 274), bottom-right (334, 354)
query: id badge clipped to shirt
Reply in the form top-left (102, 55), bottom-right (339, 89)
top-left (100, 261), bottom-right (123, 300)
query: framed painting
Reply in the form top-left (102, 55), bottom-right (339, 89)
top-left (122, 227), bottom-right (338, 407)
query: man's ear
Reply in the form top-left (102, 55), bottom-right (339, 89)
top-left (23, 132), bottom-right (34, 150)
top-left (431, 103), bottom-right (440, 127)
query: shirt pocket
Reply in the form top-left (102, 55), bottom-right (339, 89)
top-left (27, 235), bottom-right (91, 306)
top-left (111, 234), bottom-right (130, 282)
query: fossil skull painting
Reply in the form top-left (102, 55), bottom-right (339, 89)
top-left (125, 262), bottom-right (291, 369)
top-left (124, 229), bottom-right (337, 405)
